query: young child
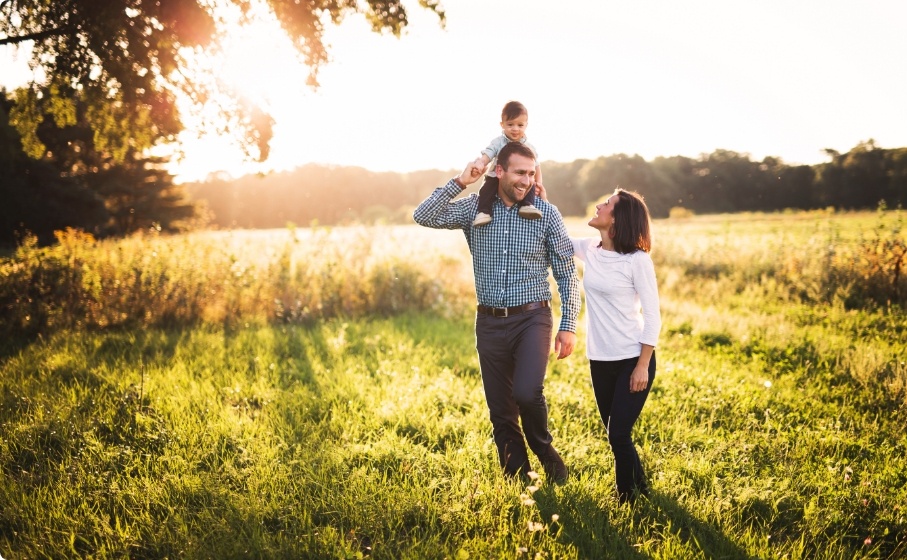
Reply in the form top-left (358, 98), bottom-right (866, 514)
top-left (472, 101), bottom-right (543, 227)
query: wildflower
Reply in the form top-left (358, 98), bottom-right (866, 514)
top-left (864, 537), bottom-right (872, 546)
top-left (527, 471), bottom-right (540, 481)
top-left (527, 485), bottom-right (539, 494)
top-left (527, 521), bottom-right (545, 532)
top-left (763, 380), bottom-right (772, 388)
top-left (517, 547), bottom-right (528, 555)
top-left (551, 514), bottom-right (560, 523)
top-left (520, 493), bottom-right (536, 507)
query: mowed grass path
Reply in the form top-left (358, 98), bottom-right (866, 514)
top-left (1, 212), bottom-right (905, 559)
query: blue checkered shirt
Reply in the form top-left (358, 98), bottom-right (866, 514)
top-left (413, 179), bottom-right (580, 333)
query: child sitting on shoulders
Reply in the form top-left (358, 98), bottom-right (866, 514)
top-left (472, 100), bottom-right (543, 227)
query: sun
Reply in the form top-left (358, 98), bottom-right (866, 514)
top-left (167, 3), bottom-right (316, 182)
top-left (214, 9), bottom-right (307, 106)
top-left (214, 3), bottom-right (309, 107)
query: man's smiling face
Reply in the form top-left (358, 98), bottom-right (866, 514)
top-left (496, 153), bottom-right (536, 207)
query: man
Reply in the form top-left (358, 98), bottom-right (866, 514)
top-left (413, 142), bottom-right (580, 482)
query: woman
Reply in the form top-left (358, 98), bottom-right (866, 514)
top-left (572, 189), bottom-right (662, 505)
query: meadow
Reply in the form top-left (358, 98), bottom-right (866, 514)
top-left (0, 209), bottom-right (905, 559)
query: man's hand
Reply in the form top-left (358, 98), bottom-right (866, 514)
top-left (458, 161), bottom-right (484, 187)
top-left (552, 330), bottom-right (576, 360)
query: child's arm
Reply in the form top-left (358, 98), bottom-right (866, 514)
top-left (472, 153), bottom-right (492, 171)
top-left (534, 163), bottom-right (544, 200)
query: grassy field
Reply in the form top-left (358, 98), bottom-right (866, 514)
top-left (1, 210), bottom-right (905, 559)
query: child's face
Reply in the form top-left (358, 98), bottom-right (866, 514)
top-left (500, 113), bottom-right (529, 142)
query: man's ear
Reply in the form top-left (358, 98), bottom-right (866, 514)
top-left (495, 164), bottom-right (504, 176)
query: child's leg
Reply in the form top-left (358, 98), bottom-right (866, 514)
top-left (519, 185), bottom-right (537, 207)
top-left (477, 176), bottom-right (498, 216)
top-left (517, 181), bottom-right (542, 219)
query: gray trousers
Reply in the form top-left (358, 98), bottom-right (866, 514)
top-left (475, 307), bottom-right (554, 476)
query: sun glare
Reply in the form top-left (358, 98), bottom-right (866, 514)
top-left (167, 3), bottom-right (316, 182)
top-left (215, 13), bottom-right (304, 106)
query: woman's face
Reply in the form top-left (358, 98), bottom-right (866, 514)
top-left (588, 195), bottom-right (616, 229)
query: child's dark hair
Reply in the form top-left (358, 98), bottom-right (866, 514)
top-left (611, 189), bottom-right (653, 254)
top-left (502, 101), bottom-right (528, 121)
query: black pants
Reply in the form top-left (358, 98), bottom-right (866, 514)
top-left (475, 307), bottom-right (553, 476)
top-left (476, 176), bottom-right (537, 217)
top-left (589, 354), bottom-right (656, 501)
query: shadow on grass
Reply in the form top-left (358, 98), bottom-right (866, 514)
top-left (0, 335), bottom-right (35, 363)
top-left (535, 484), bottom-right (755, 559)
top-left (643, 490), bottom-right (757, 559)
top-left (534, 483), bottom-right (650, 559)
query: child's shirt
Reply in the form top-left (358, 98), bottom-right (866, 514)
top-left (483, 134), bottom-right (539, 178)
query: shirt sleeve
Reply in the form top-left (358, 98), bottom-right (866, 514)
top-left (524, 139), bottom-right (540, 160)
top-left (633, 252), bottom-right (662, 347)
top-left (412, 179), bottom-right (475, 230)
top-left (481, 135), bottom-right (508, 161)
top-left (546, 207), bottom-right (581, 333)
top-left (571, 237), bottom-right (594, 262)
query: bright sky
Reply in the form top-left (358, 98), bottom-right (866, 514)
top-left (2, 0), bottom-right (906, 183)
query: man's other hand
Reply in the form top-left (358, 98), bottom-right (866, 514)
top-left (552, 330), bottom-right (576, 360)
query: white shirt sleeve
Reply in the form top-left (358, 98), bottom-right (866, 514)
top-left (632, 251), bottom-right (662, 347)
top-left (571, 237), bottom-right (594, 262)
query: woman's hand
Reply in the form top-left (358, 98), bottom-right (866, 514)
top-left (629, 363), bottom-right (649, 393)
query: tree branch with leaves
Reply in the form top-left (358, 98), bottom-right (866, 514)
top-left (0, 0), bottom-right (445, 163)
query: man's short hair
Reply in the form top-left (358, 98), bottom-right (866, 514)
top-left (497, 141), bottom-right (535, 170)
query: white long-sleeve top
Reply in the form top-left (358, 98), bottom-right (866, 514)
top-left (571, 237), bottom-right (662, 361)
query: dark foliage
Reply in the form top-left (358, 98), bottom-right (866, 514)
top-left (1, 92), bottom-right (202, 246)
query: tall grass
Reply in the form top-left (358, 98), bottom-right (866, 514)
top-left (2, 209), bottom-right (903, 343)
top-left (0, 225), bottom-right (474, 339)
top-left (650, 207), bottom-right (906, 309)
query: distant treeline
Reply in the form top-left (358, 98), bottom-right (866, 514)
top-left (5, 78), bottom-right (907, 247)
top-left (187, 140), bottom-right (907, 227)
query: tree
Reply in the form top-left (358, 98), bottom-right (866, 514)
top-left (886, 148), bottom-right (907, 208)
top-left (1, 92), bottom-right (107, 245)
top-left (0, 0), bottom-right (445, 163)
top-left (647, 156), bottom-right (692, 217)
top-left (540, 159), bottom-right (592, 217)
top-left (93, 154), bottom-right (201, 235)
top-left (816, 140), bottom-right (890, 210)
top-left (1, 88), bottom-right (202, 243)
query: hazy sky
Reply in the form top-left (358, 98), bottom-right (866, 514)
top-left (2, 0), bottom-right (906, 182)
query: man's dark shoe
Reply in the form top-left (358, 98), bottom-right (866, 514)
top-left (540, 447), bottom-right (568, 484)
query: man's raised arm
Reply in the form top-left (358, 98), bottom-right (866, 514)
top-left (412, 161), bottom-right (485, 229)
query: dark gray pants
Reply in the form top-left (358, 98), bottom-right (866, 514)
top-left (475, 307), bottom-right (554, 476)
